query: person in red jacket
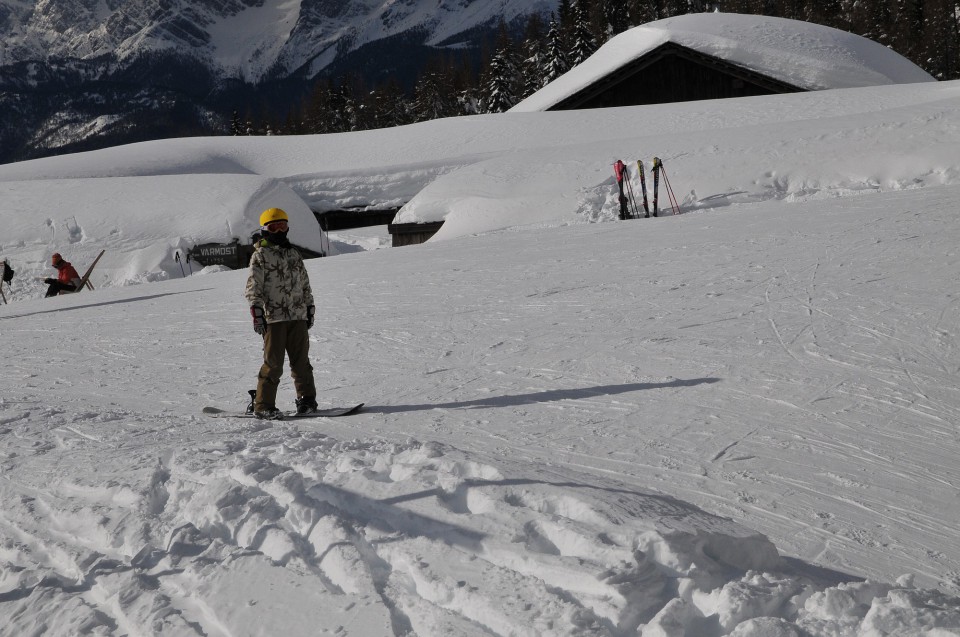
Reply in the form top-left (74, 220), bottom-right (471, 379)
top-left (44, 252), bottom-right (82, 297)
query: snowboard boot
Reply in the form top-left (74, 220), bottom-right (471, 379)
top-left (295, 396), bottom-right (318, 415)
top-left (254, 406), bottom-right (284, 420)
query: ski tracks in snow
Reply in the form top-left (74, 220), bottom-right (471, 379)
top-left (0, 396), bottom-right (787, 636)
top-left (682, 197), bottom-right (960, 593)
top-left (3, 187), bottom-right (960, 633)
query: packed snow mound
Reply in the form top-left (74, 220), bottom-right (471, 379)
top-left (1, 80), bottom-right (959, 284)
top-left (512, 13), bottom-right (935, 113)
top-left (1, 174), bottom-right (320, 289)
top-left (399, 81), bottom-right (960, 236)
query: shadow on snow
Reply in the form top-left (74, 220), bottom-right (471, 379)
top-left (369, 378), bottom-right (721, 414)
top-left (0, 289), bottom-right (216, 320)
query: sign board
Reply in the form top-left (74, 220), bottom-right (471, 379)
top-left (188, 241), bottom-right (253, 270)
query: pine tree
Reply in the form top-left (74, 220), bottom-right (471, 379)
top-left (413, 65), bottom-right (458, 121)
top-left (328, 81), bottom-right (357, 133)
top-left (558, 0), bottom-right (575, 34)
top-left (302, 79), bottom-right (333, 133)
top-left (283, 109), bottom-right (304, 135)
top-left (542, 16), bottom-right (570, 86)
top-left (599, 0), bottom-right (632, 39)
top-left (459, 85), bottom-right (481, 115)
top-left (570, 1), bottom-right (599, 65)
top-left (918, 0), bottom-right (960, 78)
top-left (627, 0), bottom-right (657, 24)
top-left (451, 53), bottom-right (481, 115)
top-left (482, 49), bottom-right (518, 113)
top-left (803, 0), bottom-right (846, 29)
top-left (229, 111), bottom-right (243, 136)
top-left (372, 79), bottom-right (412, 128)
top-left (776, 0), bottom-right (806, 18)
top-left (889, 0), bottom-right (925, 62)
top-left (357, 83), bottom-right (404, 131)
top-left (722, 0), bottom-right (763, 12)
top-left (655, 0), bottom-right (682, 17)
top-left (849, 0), bottom-right (892, 44)
top-left (520, 14), bottom-right (548, 99)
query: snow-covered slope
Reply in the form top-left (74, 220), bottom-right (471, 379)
top-left (512, 13), bottom-right (934, 113)
top-left (0, 174), bottom-right (322, 285)
top-left (1, 185), bottom-right (960, 635)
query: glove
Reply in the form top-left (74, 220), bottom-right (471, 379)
top-left (250, 306), bottom-right (266, 336)
top-left (44, 278), bottom-right (55, 284)
top-left (307, 305), bottom-right (315, 330)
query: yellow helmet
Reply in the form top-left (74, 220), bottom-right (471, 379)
top-left (259, 207), bottom-right (289, 227)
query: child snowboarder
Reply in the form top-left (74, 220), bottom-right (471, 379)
top-left (44, 252), bottom-right (82, 297)
top-left (244, 207), bottom-right (318, 419)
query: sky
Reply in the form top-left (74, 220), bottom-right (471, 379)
top-left (1, 14), bottom-right (960, 637)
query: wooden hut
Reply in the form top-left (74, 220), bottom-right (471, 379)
top-left (513, 13), bottom-right (935, 113)
top-left (549, 42), bottom-right (803, 110)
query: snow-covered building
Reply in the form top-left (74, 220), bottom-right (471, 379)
top-left (512, 13), bottom-right (935, 112)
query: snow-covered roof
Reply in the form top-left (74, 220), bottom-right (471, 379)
top-left (512, 13), bottom-right (935, 112)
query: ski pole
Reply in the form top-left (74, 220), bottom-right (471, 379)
top-left (175, 251), bottom-right (186, 277)
top-left (186, 252), bottom-right (193, 275)
top-left (660, 164), bottom-right (681, 215)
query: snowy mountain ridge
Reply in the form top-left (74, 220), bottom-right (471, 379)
top-left (0, 0), bottom-right (555, 83)
top-left (0, 0), bottom-right (556, 164)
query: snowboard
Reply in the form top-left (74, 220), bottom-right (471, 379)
top-left (202, 403), bottom-right (364, 419)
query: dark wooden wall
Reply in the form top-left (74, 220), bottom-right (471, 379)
top-left (388, 221), bottom-right (445, 247)
top-left (552, 44), bottom-right (803, 110)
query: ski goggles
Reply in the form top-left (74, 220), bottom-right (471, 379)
top-left (262, 220), bottom-right (288, 232)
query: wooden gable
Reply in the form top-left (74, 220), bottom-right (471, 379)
top-left (550, 42), bottom-right (804, 110)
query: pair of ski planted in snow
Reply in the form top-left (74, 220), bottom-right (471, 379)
top-left (612, 157), bottom-right (679, 218)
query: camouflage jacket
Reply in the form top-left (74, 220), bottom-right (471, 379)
top-left (244, 241), bottom-right (314, 323)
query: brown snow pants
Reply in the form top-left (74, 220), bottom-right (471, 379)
top-left (256, 320), bottom-right (316, 411)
